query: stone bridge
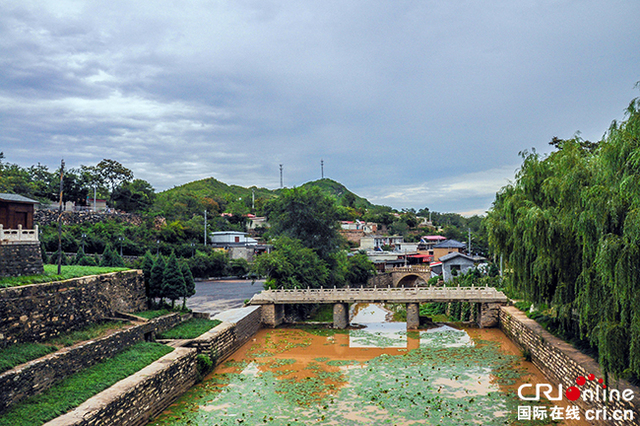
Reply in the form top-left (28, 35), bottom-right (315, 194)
top-left (368, 266), bottom-right (432, 287)
top-left (249, 286), bottom-right (509, 330)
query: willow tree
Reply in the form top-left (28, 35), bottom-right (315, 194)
top-left (485, 97), bottom-right (640, 378)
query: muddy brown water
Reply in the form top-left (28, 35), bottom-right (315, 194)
top-left (149, 304), bottom-right (590, 426)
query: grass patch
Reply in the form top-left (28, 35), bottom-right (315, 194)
top-left (47, 321), bottom-right (129, 347)
top-left (0, 342), bottom-right (173, 426)
top-left (157, 318), bottom-right (222, 339)
top-left (0, 343), bottom-right (58, 374)
top-left (304, 304), bottom-right (333, 322)
top-left (0, 321), bottom-right (129, 373)
top-left (0, 265), bottom-right (129, 288)
top-left (133, 309), bottom-right (173, 320)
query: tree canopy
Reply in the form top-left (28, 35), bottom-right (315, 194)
top-left (485, 97), bottom-right (640, 378)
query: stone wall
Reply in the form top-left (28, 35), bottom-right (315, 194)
top-left (499, 306), bottom-right (640, 424)
top-left (0, 242), bottom-right (44, 278)
top-left (34, 210), bottom-right (162, 228)
top-left (43, 306), bottom-right (262, 426)
top-left (0, 313), bottom-right (187, 413)
top-left (189, 306), bottom-right (262, 364)
top-left (367, 273), bottom-right (393, 288)
top-left (0, 271), bottom-right (146, 349)
top-left (43, 347), bottom-right (198, 426)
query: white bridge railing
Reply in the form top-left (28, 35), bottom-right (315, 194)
top-left (249, 286), bottom-right (508, 304)
top-left (0, 225), bottom-right (39, 243)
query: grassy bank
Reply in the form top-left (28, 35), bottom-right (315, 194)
top-left (0, 342), bottom-right (173, 426)
top-left (157, 318), bottom-right (221, 339)
top-left (0, 265), bottom-right (129, 288)
top-left (0, 321), bottom-right (130, 374)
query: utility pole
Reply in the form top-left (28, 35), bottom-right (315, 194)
top-left (251, 188), bottom-right (255, 211)
top-left (279, 164), bottom-right (283, 188)
top-left (468, 228), bottom-right (471, 255)
top-left (57, 159), bottom-right (64, 275)
top-left (203, 210), bottom-right (207, 246)
top-left (321, 159), bottom-right (324, 179)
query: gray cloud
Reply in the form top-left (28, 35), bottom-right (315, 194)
top-left (1, 1), bottom-right (639, 213)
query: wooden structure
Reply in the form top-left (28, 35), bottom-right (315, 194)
top-left (0, 193), bottom-right (38, 230)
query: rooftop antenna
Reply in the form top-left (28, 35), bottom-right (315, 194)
top-left (321, 159), bottom-right (324, 179)
top-left (279, 164), bottom-right (283, 188)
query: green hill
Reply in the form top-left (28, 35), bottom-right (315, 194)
top-left (154, 177), bottom-right (372, 220)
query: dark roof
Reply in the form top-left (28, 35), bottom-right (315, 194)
top-left (438, 252), bottom-right (475, 263)
top-left (433, 239), bottom-right (466, 249)
top-left (0, 193), bottom-right (39, 204)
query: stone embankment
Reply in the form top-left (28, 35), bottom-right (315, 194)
top-left (44, 306), bottom-right (262, 426)
top-left (0, 312), bottom-right (187, 414)
top-left (35, 210), bottom-right (166, 228)
top-left (500, 306), bottom-right (640, 424)
top-left (0, 270), bottom-right (146, 349)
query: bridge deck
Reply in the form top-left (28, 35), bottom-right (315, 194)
top-left (249, 286), bottom-right (508, 305)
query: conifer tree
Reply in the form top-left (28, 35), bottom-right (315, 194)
top-left (162, 252), bottom-right (186, 309)
top-left (100, 243), bottom-right (125, 267)
top-left (149, 254), bottom-right (165, 307)
top-left (180, 260), bottom-right (196, 309)
top-left (141, 250), bottom-right (155, 302)
top-left (74, 246), bottom-right (86, 265)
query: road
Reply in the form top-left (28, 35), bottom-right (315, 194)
top-left (185, 279), bottom-right (265, 316)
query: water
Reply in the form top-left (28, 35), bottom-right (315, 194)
top-left (149, 304), bottom-right (587, 426)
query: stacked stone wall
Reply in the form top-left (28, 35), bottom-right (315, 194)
top-left (0, 313), bottom-right (187, 413)
top-left (43, 306), bottom-right (262, 426)
top-left (0, 242), bottom-right (44, 278)
top-left (0, 271), bottom-right (146, 349)
top-left (499, 306), bottom-right (640, 424)
top-left (367, 273), bottom-right (393, 288)
top-left (189, 306), bottom-right (262, 364)
top-left (34, 210), bottom-right (160, 228)
top-left (43, 347), bottom-right (198, 426)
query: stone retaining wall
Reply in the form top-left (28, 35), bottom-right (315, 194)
top-left (43, 306), bottom-right (262, 426)
top-left (0, 242), bottom-right (44, 278)
top-left (189, 306), bottom-right (262, 365)
top-left (43, 347), bottom-right (198, 426)
top-left (0, 271), bottom-right (146, 348)
top-left (499, 306), bottom-right (640, 424)
top-left (0, 313), bottom-right (187, 414)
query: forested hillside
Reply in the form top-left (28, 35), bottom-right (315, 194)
top-left (485, 97), bottom-right (640, 379)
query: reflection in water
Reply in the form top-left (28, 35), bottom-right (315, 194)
top-left (149, 303), bottom-right (587, 426)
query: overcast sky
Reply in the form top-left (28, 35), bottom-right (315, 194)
top-left (1, 1), bottom-right (639, 215)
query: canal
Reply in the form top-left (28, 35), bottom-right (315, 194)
top-left (150, 304), bottom-right (588, 426)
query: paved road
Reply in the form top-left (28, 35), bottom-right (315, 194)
top-left (186, 279), bottom-right (265, 316)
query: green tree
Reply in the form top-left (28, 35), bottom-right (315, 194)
top-left (96, 159), bottom-right (134, 192)
top-left (162, 252), bottom-right (186, 308)
top-left (345, 253), bottom-right (377, 286)
top-left (265, 187), bottom-right (343, 259)
top-left (485, 96), bottom-right (640, 378)
top-left (149, 254), bottom-right (166, 306)
top-left (141, 251), bottom-right (155, 303)
top-left (110, 179), bottom-right (156, 212)
top-left (99, 243), bottom-right (125, 267)
top-left (180, 260), bottom-right (196, 309)
top-left (252, 237), bottom-right (330, 289)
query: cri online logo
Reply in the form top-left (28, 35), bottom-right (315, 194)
top-left (518, 373), bottom-right (635, 403)
top-left (565, 374), bottom-right (604, 401)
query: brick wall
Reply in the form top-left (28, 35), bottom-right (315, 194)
top-left (0, 242), bottom-right (44, 278)
top-left (0, 313), bottom-right (187, 413)
top-left (499, 306), bottom-right (640, 424)
top-left (0, 271), bottom-right (146, 349)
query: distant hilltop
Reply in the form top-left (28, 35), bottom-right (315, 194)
top-left (158, 177), bottom-right (374, 209)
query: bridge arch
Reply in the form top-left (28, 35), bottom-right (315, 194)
top-left (395, 274), bottom-right (426, 287)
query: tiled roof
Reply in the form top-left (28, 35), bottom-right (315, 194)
top-left (433, 239), bottom-right (466, 249)
top-left (0, 193), bottom-right (39, 204)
